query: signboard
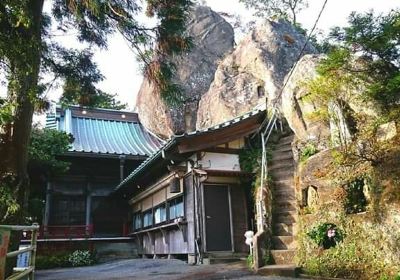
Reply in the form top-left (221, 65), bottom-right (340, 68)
top-left (0, 228), bottom-right (10, 280)
top-left (17, 245), bottom-right (30, 268)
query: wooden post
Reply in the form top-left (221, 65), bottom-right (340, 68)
top-left (43, 181), bottom-right (52, 236)
top-left (85, 182), bottom-right (92, 236)
top-left (29, 223), bottom-right (38, 280)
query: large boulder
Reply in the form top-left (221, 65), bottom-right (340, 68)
top-left (281, 54), bottom-right (331, 148)
top-left (196, 19), bottom-right (316, 129)
top-left (136, 5), bottom-right (234, 138)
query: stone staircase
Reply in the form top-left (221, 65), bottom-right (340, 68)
top-left (258, 134), bottom-right (299, 277)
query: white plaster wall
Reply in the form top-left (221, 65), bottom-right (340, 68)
top-left (197, 152), bottom-right (241, 171)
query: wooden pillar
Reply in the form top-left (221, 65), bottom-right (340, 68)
top-left (43, 181), bottom-right (52, 228)
top-left (85, 182), bottom-right (92, 235)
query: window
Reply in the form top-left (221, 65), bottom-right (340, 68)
top-left (142, 210), bottom-right (153, 228)
top-left (169, 196), bottom-right (184, 220)
top-left (133, 212), bottom-right (142, 231)
top-left (154, 204), bottom-right (167, 224)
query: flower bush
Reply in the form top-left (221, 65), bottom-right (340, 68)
top-left (68, 250), bottom-right (94, 267)
top-left (307, 223), bottom-right (344, 249)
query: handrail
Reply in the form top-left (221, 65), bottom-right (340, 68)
top-left (0, 223), bottom-right (39, 280)
top-left (257, 106), bottom-right (282, 233)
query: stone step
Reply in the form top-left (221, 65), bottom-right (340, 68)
top-left (273, 191), bottom-right (296, 202)
top-left (279, 135), bottom-right (295, 145)
top-left (271, 168), bottom-right (295, 179)
top-left (273, 211), bottom-right (297, 224)
top-left (269, 158), bottom-right (294, 170)
top-left (273, 201), bottom-right (297, 213)
top-left (273, 223), bottom-right (297, 236)
top-left (257, 264), bottom-right (299, 277)
top-left (270, 250), bottom-right (296, 265)
top-left (271, 152), bottom-right (294, 161)
top-left (272, 236), bottom-right (295, 250)
top-left (273, 187), bottom-right (295, 196)
top-left (273, 179), bottom-right (294, 188)
top-left (273, 145), bottom-right (293, 154)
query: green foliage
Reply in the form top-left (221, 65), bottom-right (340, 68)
top-left (300, 143), bottom-right (317, 162)
top-left (28, 128), bottom-right (72, 173)
top-left (320, 10), bottom-right (400, 109)
top-left (239, 147), bottom-right (263, 173)
top-left (343, 179), bottom-right (367, 214)
top-left (298, 204), bottom-right (400, 280)
top-left (36, 250), bottom-right (96, 270)
top-left (246, 254), bottom-right (253, 269)
top-left (239, 0), bottom-right (308, 25)
top-left (0, 176), bottom-right (20, 222)
top-left (0, 98), bottom-right (14, 125)
top-left (36, 253), bottom-right (70, 270)
top-left (307, 223), bottom-right (344, 249)
top-left (68, 250), bottom-right (95, 267)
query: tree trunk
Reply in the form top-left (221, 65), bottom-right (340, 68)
top-left (7, 0), bottom-right (44, 213)
top-left (2, 0), bottom-right (44, 276)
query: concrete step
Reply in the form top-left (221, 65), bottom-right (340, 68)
top-left (257, 264), bottom-right (299, 277)
top-left (203, 257), bottom-right (246, 264)
top-left (273, 223), bottom-right (297, 236)
top-left (270, 250), bottom-right (296, 265)
top-left (203, 252), bottom-right (247, 264)
top-left (272, 236), bottom-right (295, 250)
top-left (273, 211), bottom-right (297, 224)
top-left (279, 135), bottom-right (295, 145)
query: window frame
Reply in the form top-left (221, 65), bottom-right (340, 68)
top-left (153, 202), bottom-right (167, 225)
top-left (142, 209), bottom-right (153, 229)
top-left (132, 211), bottom-right (142, 232)
top-left (168, 195), bottom-right (185, 221)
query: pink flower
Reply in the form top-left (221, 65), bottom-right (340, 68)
top-left (327, 228), bottom-right (336, 238)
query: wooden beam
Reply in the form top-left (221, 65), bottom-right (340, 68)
top-left (177, 122), bottom-right (259, 154)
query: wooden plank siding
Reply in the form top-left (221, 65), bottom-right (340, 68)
top-left (184, 173), bottom-right (196, 254)
top-left (230, 185), bottom-right (249, 253)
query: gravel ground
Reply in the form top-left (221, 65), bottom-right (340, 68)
top-left (36, 259), bottom-right (307, 280)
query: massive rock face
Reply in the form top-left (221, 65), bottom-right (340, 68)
top-left (196, 19), bottom-right (316, 129)
top-left (136, 6), bottom-right (234, 138)
top-left (281, 54), bottom-right (331, 148)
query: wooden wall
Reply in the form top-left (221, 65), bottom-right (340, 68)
top-left (231, 185), bottom-right (249, 253)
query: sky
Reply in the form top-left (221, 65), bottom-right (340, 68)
top-left (1, 0), bottom-right (399, 121)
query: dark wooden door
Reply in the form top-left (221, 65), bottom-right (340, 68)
top-left (204, 185), bottom-right (232, 251)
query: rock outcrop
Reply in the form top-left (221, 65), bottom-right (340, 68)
top-left (136, 6), bottom-right (234, 138)
top-left (196, 19), bottom-right (316, 129)
top-left (281, 54), bottom-right (331, 148)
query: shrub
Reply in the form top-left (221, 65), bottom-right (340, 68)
top-left (68, 250), bottom-right (94, 267)
top-left (307, 223), bottom-right (344, 249)
top-left (300, 143), bottom-right (318, 162)
top-left (246, 254), bottom-right (253, 269)
top-left (36, 253), bottom-right (70, 269)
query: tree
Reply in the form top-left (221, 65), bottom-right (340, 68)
top-left (0, 0), bottom-right (193, 223)
top-left (305, 10), bottom-right (400, 200)
top-left (239, 0), bottom-right (308, 25)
